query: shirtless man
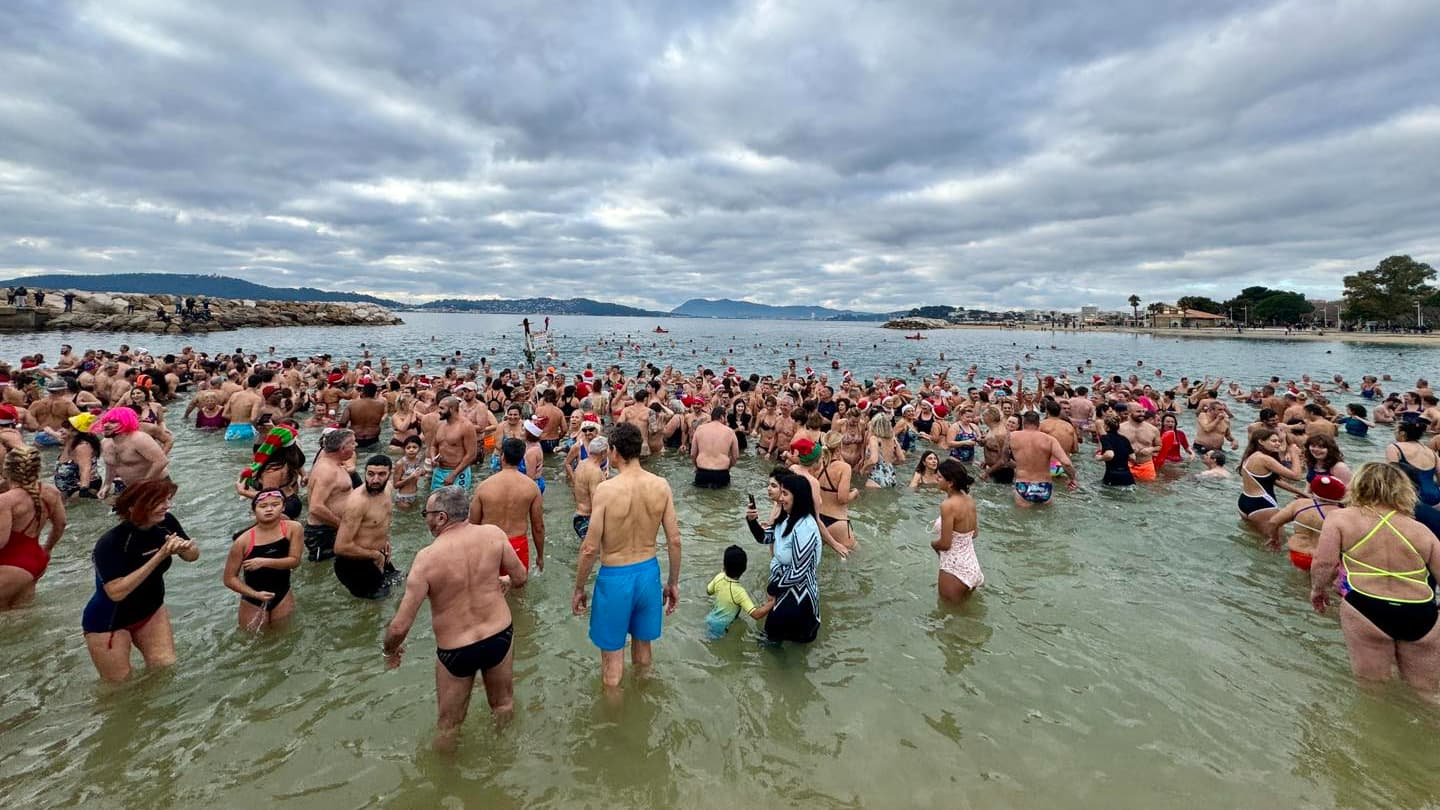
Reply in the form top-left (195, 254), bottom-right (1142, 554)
top-left (572, 422), bottom-right (681, 689)
top-left (1118, 406), bottom-right (1162, 480)
top-left (304, 428), bottom-right (356, 562)
top-left (468, 438), bottom-right (544, 572)
top-left (0, 406), bottom-right (24, 452)
top-left (1068, 386), bottom-right (1095, 437)
top-left (770, 396), bottom-right (799, 457)
top-left (30, 378), bottom-right (79, 447)
top-left (333, 454), bottom-right (400, 599)
top-left (340, 383), bottom-right (386, 449)
top-left (572, 436), bottom-right (609, 540)
top-left (1009, 412), bottom-right (1077, 507)
top-left (978, 406), bottom-right (1014, 484)
top-left (223, 374), bottom-right (264, 443)
top-left (431, 397), bottom-right (477, 491)
top-left (619, 390), bottom-right (652, 457)
top-left (383, 486), bottom-right (527, 751)
top-left (97, 408), bottom-right (169, 498)
top-left (1195, 400), bottom-right (1238, 453)
top-left (1303, 403), bottom-right (1338, 439)
top-left (533, 390), bottom-right (566, 454)
top-left (1038, 400), bottom-right (1079, 455)
top-left (690, 405), bottom-right (739, 489)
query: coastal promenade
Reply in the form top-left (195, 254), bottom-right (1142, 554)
top-left (884, 318), bottom-right (1440, 346)
top-left (0, 291), bottom-right (401, 334)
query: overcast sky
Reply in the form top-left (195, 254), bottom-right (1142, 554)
top-left (1, 1), bottom-right (1437, 312)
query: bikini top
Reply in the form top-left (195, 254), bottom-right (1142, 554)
top-left (1342, 510), bottom-right (1434, 604)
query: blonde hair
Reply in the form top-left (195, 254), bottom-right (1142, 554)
top-left (3, 447), bottom-right (43, 519)
top-left (1348, 462), bottom-right (1417, 513)
top-left (869, 413), bottom-right (894, 439)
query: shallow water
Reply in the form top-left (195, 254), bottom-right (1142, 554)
top-left (3, 315), bottom-right (1439, 809)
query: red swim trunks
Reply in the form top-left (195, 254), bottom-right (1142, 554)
top-left (508, 534), bottom-right (530, 571)
top-left (1288, 549), bottom-right (1313, 571)
top-left (1129, 459), bottom-right (1157, 482)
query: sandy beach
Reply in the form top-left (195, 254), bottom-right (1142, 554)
top-left (924, 323), bottom-right (1440, 346)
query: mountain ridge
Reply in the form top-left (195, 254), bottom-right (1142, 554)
top-left (669, 297), bottom-right (895, 321)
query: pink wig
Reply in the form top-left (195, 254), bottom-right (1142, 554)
top-left (96, 407), bottom-right (141, 434)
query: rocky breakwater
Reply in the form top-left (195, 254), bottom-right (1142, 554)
top-left (37, 292), bottom-right (402, 334)
top-left (882, 316), bottom-right (950, 330)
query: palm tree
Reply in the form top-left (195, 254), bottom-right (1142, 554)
top-left (1128, 295), bottom-right (1141, 324)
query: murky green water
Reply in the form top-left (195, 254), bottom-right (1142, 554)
top-left (3, 315), bottom-right (1438, 809)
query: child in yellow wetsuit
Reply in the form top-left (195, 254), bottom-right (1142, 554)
top-left (706, 545), bottom-right (773, 639)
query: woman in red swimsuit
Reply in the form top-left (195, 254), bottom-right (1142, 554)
top-left (0, 447), bottom-right (68, 609)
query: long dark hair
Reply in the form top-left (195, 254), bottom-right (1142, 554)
top-left (780, 475), bottom-right (817, 536)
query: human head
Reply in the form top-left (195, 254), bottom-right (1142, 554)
top-left (587, 436), bottom-right (609, 457)
top-left (321, 428), bottom-right (355, 457)
top-left (723, 545), bottom-right (748, 579)
top-left (915, 449), bottom-right (938, 473)
top-left (2, 446), bottom-right (42, 515)
top-left (1021, 412), bottom-right (1041, 429)
top-left (1309, 474), bottom-right (1346, 502)
top-left (114, 477), bottom-right (178, 527)
top-left (424, 485), bottom-right (471, 536)
top-left (363, 454), bottom-right (392, 494)
top-left (1397, 421), bottom-right (1426, 442)
top-left (778, 475), bottom-right (817, 534)
top-left (938, 458), bottom-right (973, 493)
top-left (869, 412), bottom-right (894, 439)
top-left (249, 488), bottom-right (286, 522)
top-left (403, 435), bottom-right (422, 456)
top-left (1352, 462), bottom-right (1417, 513)
top-left (1305, 433), bottom-right (1343, 467)
top-left (608, 421), bottom-right (643, 461)
top-left (97, 407), bottom-right (140, 436)
top-left (1244, 427), bottom-right (1283, 460)
top-left (500, 437), bottom-right (525, 467)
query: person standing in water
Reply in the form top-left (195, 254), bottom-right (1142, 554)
top-left (572, 422), bottom-right (681, 689)
top-left (222, 489), bottom-right (302, 629)
top-left (384, 486), bottom-right (527, 752)
top-left (333, 455), bottom-right (400, 599)
top-left (0, 447), bottom-right (67, 609)
top-left (932, 459), bottom-right (982, 602)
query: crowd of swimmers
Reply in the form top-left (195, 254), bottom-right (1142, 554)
top-left (1, 339), bottom-right (1438, 748)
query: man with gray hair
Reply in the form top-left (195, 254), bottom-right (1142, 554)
top-left (304, 428), bottom-right (356, 561)
top-left (571, 435), bottom-right (610, 539)
top-left (383, 486), bottom-right (526, 752)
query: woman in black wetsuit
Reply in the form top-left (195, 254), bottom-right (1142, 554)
top-left (81, 478), bottom-right (199, 682)
top-left (223, 489), bottom-right (303, 630)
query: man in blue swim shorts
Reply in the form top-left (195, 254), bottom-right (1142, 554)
top-left (573, 422), bottom-right (682, 689)
top-left (1008, 412), bottom-right (1078, 508)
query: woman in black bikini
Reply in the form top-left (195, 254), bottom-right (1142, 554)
top-left (223, 489), bottom-right (303, 630)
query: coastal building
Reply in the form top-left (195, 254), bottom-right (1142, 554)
top-left (1307, 298), bottom-right (1343, 327)
top-left (1146, 304), bottom-right (1228, 329)
top-left (1080, 305), bottom-right (1099, 322)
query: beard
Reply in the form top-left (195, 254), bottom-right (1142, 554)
top-left (440, 410), bottom-right (451, 421)
top-left (366, 480), bottom-right (388, 495)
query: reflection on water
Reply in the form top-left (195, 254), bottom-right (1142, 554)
top-left (3, 316), bottom-right (1440, 807)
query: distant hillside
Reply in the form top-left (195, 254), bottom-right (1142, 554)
top-left (671, 297), bottom-right (892, 321)
top-left (416, 297), bottom-right (670, 317)
top-left (0, 273), bottom-right (403, 307)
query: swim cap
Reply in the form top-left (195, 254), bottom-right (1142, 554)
top-left (1310, 475), bottom-right (1346, 502)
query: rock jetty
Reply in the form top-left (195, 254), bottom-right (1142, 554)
top-left (882, 316), bottom-right (949, 330)
top-left (1, 292), bottom-right (402, 334)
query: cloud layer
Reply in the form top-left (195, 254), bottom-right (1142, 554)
top-left (1, 0), bottom-right (1437, 311)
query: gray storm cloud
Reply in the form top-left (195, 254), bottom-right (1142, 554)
top-left (1, 0), bottom-right (1437, 311)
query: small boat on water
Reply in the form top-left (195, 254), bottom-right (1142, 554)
top-left (904, 333), bottom-right (927, 340)
top-left (654, 327), bottom-right (669, 334)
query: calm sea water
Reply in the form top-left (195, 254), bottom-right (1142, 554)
top-left (2, 314), bottom-right (1438, 809)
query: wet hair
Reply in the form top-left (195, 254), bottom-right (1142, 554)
top-left (1207, 449), bottom-right (1228, 466)
top-left (769, 465), bottom-right (791, 484)
top-left (723, 544), bottom-right (748, 578)
top-left (1397, 421), bottom-right (1426, 442)
top-left (1354, 462), bottom-right (1418, 513)
top-left (500, 437), bottom-right (525, 466)
top-left (365, 454), bottom-right (392, 470)
top-left (914, 450), bottom-right (938, 473)
top-left (779, 475), bottom-right (817, 536)
top-left (321, 428), bottom-right (354, 453)
top-left (937, 458), bottom-right (973, 492)
top-left (1347, 403), bottom-right (1367, 418)
top-left (587, 436), bottom-right (609, 455)
top-left (1258, 408), bottom-right (1277, 422)
top-left (429, 485), bottom-right (471, 522)
top-left (1104, 414), bottom-right (1122, 434)
top-left (609, 421), bottom-right (643, 460)
top-left (1021, 411), bottom-right (1041, 426)
top-left (3, 447), bottom-right (43, 519)
top-left (362, 383), bottom-right (378, 397)
top-left (114, 477), bottom-right (178, 524)
top-left (1044, 400), bottom-right (1062, 417)
top-left (403, 435), bottom-right (422, 448)
top-left (711, 405), bottom-right (725, 421)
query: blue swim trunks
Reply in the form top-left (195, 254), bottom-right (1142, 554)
top-left (535, 476), bottom-right (546, 495)
top-left (431, 466), bottom-right (473, 490)
top-left (34, 431), bottom-right (61, 447)
top-left (589, 557), bottom-right (663, 652)
top-left (224, 423), bottom-right (257, 442)
top-left (1014, 480), bottom-right (1053, 504)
